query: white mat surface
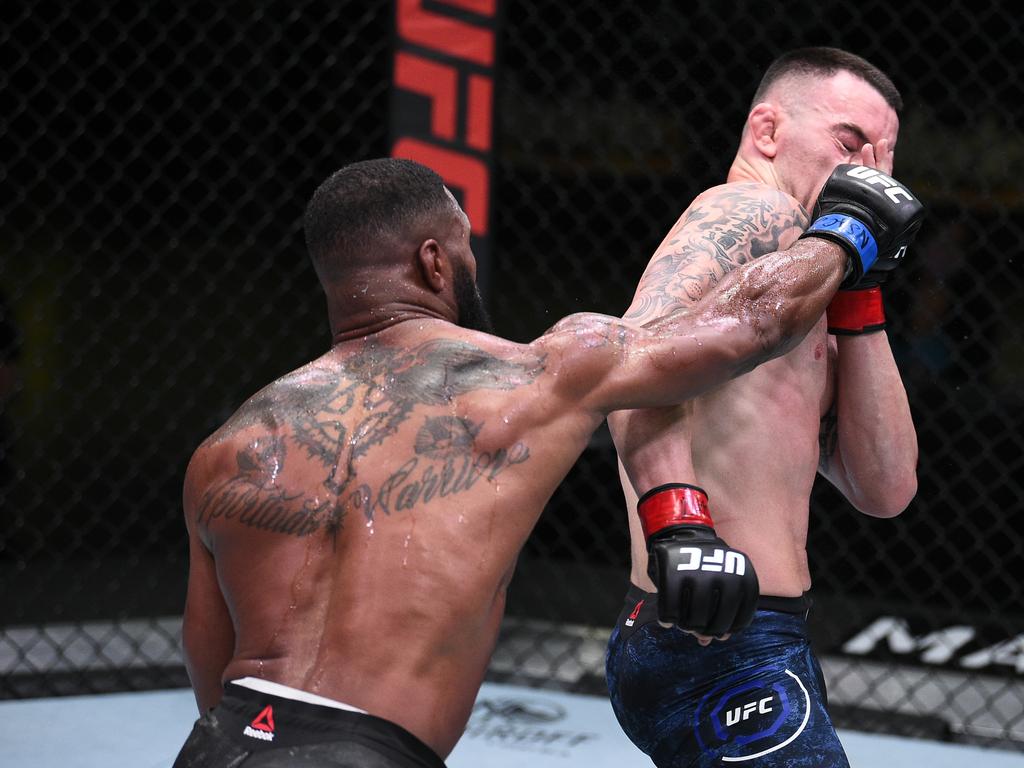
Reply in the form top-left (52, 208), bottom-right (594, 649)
top-left (1, 682), bottom-right (1021, 767)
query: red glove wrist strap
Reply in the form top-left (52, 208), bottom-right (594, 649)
top-left (637, 483), bottom-right (713, 539)
top-left (827, 286), bottom-right (885, 335)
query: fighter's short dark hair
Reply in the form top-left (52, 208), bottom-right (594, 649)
top-left (751, 47), bottom-right (903, 113)
top-left (303, 157), bottom-right (456, 281)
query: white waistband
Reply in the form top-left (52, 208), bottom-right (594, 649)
top-left (230, 677), bottom-right (367, 714)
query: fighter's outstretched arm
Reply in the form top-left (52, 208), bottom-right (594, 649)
top-left (538, 235), bottom-right (850, 416)
top-left (539, 163), bottom-right (925, 453)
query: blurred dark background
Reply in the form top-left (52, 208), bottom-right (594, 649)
top-left (1, 0), bottom-right (1021, 746)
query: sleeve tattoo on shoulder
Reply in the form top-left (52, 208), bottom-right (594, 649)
top-left (202, 340), bottom-right (544, 538)
top-left (625, 187), bottom-right (809, 320)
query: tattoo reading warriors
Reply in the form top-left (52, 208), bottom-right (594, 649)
top-left (196, 419), bottom-right (529, 535)
top-left (371, 416), bottom-right (530, 519)
top-left (197, 340), bottom-right (541, 537)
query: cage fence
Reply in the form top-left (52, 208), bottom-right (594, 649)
top-left (1, 0), bottom-right (1022, 751)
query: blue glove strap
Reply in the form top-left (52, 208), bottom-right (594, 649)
top-left (806, 214), bottom-right (878, 275)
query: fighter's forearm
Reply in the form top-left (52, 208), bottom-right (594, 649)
top-left (823, 333), bottom-right (918, 516)
top-left (644, 238), bottom-right (848, 377)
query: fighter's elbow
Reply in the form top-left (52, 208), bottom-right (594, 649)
top-left (748, 291), bottom-right (814, 365)
top-left (858, 471), bottom-right (918, 518)
top-left (745, 320), bottom-right (799, 374)
top-left (725, 309), bottom-right (797, 377)
top-left (888, 472), bottom-right (919, 516)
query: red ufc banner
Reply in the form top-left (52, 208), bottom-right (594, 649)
top-left (390, 0), bottom-right (501, 294)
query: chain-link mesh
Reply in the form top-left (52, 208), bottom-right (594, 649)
top-left (2, 0), bottom-right (1022, 751)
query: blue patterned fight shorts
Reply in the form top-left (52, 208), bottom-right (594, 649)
top-left (606, 584), bottom-right (849, 768)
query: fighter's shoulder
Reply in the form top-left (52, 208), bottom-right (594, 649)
top-left (181, 364), bottom-right (335, 507)
top-left (182, 427), bottom-right (235, 518)
top-left (352, 328), bottom-right (548, 409)
top-left (190, 365), bottom-right (320, 460)
top-left (688, 182), bottom-right (806, 221)
top-left (537, 312), bottom-right (636, 343)
top-left (529, 312), bottom-right (641, 386)
top-left (216, 370), bottom-right (315, 437)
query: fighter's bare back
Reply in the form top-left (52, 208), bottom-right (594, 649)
top-left (184, 322), bottom-right (601, 757)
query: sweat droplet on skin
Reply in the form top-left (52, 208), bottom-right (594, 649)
top-left (402, 522), bottom-right (415, 565)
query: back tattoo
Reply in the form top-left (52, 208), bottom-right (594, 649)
top-left (196, 339), bottom-right (545, 538)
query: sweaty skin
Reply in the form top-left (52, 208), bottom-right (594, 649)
top-left (182, 221), bottom-right (849, 759)
top-left (613, 70), bottom-right (918, 611)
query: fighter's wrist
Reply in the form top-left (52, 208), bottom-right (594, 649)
top-left (801, 213), bottom-right (878, 286)
top-left (827, 285), bottom-right (886, 335)
top-left (637, 483), bottom-right (713, 539)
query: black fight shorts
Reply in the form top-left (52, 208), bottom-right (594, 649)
top-left (172, 681), bottom-right (446, 768)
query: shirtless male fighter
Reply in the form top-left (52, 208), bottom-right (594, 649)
top-left (173, 153), bottom-right (923, 767)
top-left (605, 48), bottom-right (922, 767)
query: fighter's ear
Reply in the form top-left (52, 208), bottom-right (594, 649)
top-left (747, 102), bottom-right (778, 159)
top-left (416, 238), bottom-right (447, 293)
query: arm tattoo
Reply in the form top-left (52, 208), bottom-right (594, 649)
top-left (625, 186), bottom-right (808, 320)
top-left (818, 403), bottom-right (839, 474)
top-left (201, 340), bottom-right (543, 538)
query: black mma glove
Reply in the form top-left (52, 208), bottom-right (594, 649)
top-left (799, 164), bottom-right (926, 289)
top-left (639, 483), bottom-right (759, 637)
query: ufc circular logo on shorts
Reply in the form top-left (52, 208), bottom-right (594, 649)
top-left (694, 665), bottom-right (811, 762)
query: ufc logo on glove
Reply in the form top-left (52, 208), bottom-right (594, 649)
top-left (845, 166), bottom-right (915, 204)
top-left (675, 547), bottom-right (748, 575)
